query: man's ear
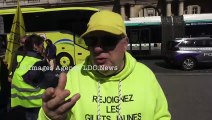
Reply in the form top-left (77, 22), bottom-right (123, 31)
top-left (124, 37), bottom-right (129, 50)
top-left (33, 44), bottom-right (37, 51)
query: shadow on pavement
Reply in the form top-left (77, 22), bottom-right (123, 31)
top-left (155, 62), bottom-right (179, 70)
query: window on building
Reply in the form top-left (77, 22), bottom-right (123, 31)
top-left (187, 5), bottom-right (200, 14)
top-left (147, 8), bottom-right (155, 16)
top-left (192, 6), bottom-right (198, 14)
top-left (5, 0), bottom-right (17, 5)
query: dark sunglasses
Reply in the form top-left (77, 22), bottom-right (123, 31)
top-left (84, 35), bottom-right (125, 48)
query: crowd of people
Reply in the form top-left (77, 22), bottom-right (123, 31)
top-left (0, 10), bottom-right (171, 120)
top-left (0, 34), bottom-right (58, 120)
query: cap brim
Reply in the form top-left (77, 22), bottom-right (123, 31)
top-left (81, 25), bottom-right (124, 38)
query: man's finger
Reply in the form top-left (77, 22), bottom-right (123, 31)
top-left (55, 93), bottom-right (81, 114)
top-left (42, 87), bottom-right (55, 102)
top-left (46, 90), bottom-right (70, 110)
top-left (56, 72), bottom-right (67, 90)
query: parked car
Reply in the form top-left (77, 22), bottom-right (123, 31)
top-left (165, 37), bottom-right (212, 70)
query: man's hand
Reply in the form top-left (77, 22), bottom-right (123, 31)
top-left (42, 72), bottom-right (80, 120)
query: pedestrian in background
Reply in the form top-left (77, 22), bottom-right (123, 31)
top-left (39, 10), bottom-right (171, 120)
top-left (45, 39), bottom-right (57, 70)
top-left (18, 35), bottom-right (28, 51)
top-left (9, 35), bottom-right (29, 82)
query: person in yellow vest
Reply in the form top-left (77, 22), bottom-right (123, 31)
top-left (11, 34), bottom-right (58, 120)
top-left (8, 35), bottom-right (29, 82)
top-left (38, 11), bottom-right (171, 120)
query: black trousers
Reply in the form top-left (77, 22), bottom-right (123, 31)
top-left (6, 106), bottom-right (40, 120)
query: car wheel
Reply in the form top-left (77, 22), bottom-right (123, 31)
top-left (181, 57), bottom-right (196, 70)
top-left (56, 52), bottom-right (74, 68)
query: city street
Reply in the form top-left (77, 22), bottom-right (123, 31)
top-left (140, 59), bottom-right (212, 120)
top-left (0, 0), bottom-right (211, 120)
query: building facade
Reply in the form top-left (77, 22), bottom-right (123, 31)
top-left (0, 0), bottom-right (212, 20)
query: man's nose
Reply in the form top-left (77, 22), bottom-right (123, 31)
top-left (93, 44), bottom-right (104, 54)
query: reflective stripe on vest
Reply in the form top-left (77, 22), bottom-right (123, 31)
top-left (11, 84), bottom-right (41, 92)
top-left (11, 93), bottom-right (42, 100)
top-left (11, 55), bottom-right (45, 108)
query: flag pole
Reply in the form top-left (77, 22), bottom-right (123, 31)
top-left (5, 0), bottom-right (26, 72)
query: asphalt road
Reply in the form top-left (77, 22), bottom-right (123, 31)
top-left (158, 74), bottom-right (212, 120)
top-left (139, 59), bottom-right (212, 120)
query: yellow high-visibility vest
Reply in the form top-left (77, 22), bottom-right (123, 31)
top-left (11, 55), bottom-right (45, 108)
